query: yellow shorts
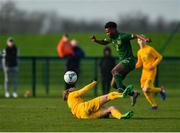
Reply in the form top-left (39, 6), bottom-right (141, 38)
top-left (141, 68), bottom-right (156, 88)
top-left (75, 97), bottom-right (101, 119)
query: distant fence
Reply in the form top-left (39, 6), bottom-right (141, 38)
top-left (0, 56), bottom-right (180, 97)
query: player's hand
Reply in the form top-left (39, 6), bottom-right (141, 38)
top-left (92, 80), bottom-right (97, 84)
top-left (91, 35), bottom-right (97, 42)
top-left (149, 66), bottom-right (154, 70)
top-left (92, 79), bottom-right (97, 82)
top-left (143, 87), bottom-right (149, 92)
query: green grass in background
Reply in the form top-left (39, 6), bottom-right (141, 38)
top-left (0, 33), bottom-right (179, 57)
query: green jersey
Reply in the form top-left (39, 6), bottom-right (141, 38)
top-left (104, 32), bottom-right (135, 61)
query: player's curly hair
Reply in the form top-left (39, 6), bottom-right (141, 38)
top-left (63, 90), bottom-right (69, 101)
top-left (105, 21), bottom-right (117, 29)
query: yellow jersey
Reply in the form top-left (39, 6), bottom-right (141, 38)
top-left (67, 81), bottom-right (97, 117)
top-left (136, 45), bottom-right (162, 70)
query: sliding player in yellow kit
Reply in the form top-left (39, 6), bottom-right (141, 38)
top-left (136, 36), bottom-right (166, 110)
top-left (64, 81), bottom-right (134, 119)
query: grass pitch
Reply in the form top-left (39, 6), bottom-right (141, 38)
top-left (0, 88), bottom-right (180, 132)
top-left (0, 33), bottom-right (180, 57)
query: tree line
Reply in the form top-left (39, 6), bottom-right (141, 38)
top-left (0, 1), bottom-right (179, 34)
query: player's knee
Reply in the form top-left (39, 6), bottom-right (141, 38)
top-left (111, 82), bottom-right (114, 88)
top-left (108, 106), bottom-right (116, 111)
top-left (111, 69), bottom-right (118, 75)
top-left (111, 82), bottom-right (115, 88)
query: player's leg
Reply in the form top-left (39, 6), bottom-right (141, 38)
top-left (12, 67), bottom-right (18, 98)
top-left (145, 79), bottom-right (161, 93)
top-left (148, 83), bottom-right (166, 100)
top-left (111, 63), bottom-right (139, 106)
top-left (141, 74), bottom-right (158, 109)
top-left (4, 67), bottom-right (10, 98)
top-left (100, 106), bottom-right (134, 119)
top-left (159, 86), bottom-right (166, 100)
top-left (148, 70), bottom-right (166, 100)
top-left (111, 77), bottom-right (117, 89)
top-left (112, 77), bottom-right (139, 107)
top-left (111, 63), bottom-right (135, 96)
top-left (143, 92), bottom-right (158, 110)
top-left (111, 62), bottom-right (139, 95)
top-left (99, 92), bottom-right (123, 106)
top-left (99, 87), bottom-right (132, 106)
top-left (111, 77), bottom-right (126, 90)
top-left (83, 94), bottom-right (118, 116)
top-left (143, 69), bottom-right (166, 100)
top-left (84, 87), bottom-right (132, 115)
top-left (111, 78), bottom-right (133, 99)
top-left (111, 63), bottom-right (127, 92)
top-left (143, 69), bottom-right (158, 92)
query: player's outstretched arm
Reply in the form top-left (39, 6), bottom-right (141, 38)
top-left (151, 48), bottom-right (163, 68)
top-left (75, 81), bottom-right (97, 96)
top-left (91, 35), bottom-right (109, 45)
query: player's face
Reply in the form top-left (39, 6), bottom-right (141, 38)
top-left (137, 38), bottom-right (145, 47)
top-left (137, 38), bottom-right (142, 44)
top-left (69, 87), bottom-right (75, 92)
top-left (105, 28), bottom-right (116, 38)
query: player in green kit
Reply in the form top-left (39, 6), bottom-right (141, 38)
top-left (91, 22), bottom-right (151, 106)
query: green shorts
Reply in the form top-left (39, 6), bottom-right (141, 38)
top-left (118, 57), bottom-right (136, 76)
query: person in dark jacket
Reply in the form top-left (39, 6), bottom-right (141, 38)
top-left (2, 37), bottom-right (19, 98)
top-left (99, 47), bottom-right (116, 94)
top-left (65, 39), bottom-right (85, 89)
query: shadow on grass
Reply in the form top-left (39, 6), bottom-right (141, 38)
top-left (132, 117), bottom-right (180, 120)
top-left (99, 117), bottom-right (180, 120)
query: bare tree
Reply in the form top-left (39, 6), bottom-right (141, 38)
top-left (0, 1), bottom-right (46, 34)
top-left (0, 1), bottom-right (178, 34)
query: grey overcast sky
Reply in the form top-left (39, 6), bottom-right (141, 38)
top-left (1, 0), bottom-right (180, 22)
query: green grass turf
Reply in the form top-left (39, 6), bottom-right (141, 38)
top-left (0, 32), bottom-right (179, 57)
top-left (0, 32), bottom-right (179, 131)
top-left (0, 88), bottom-right (180, 132)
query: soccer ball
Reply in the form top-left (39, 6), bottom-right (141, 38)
top-left (64, 71), bottom-right (77, 84)
top-left (24, 90), bottom-right (31, 98)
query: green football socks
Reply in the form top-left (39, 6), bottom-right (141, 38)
top-left (114, 74), bottom-right (124, 92)
top-left (121, 111), bottom-right (134, 119)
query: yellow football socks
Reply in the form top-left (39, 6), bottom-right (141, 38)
top-left (107, 92), bottom-right (123, 100)
top-left (144, 92), bottom-right (157, 107)
top-left (148, 87), bottom-right (161, 93)
top-left (111, 109), bottom-right (122, 119)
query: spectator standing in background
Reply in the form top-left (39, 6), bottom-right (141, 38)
top-left (57, 35), bottom-right (85, 89)
top-left (2, 37), bottom-right (19, 98)
top-left (57, 34), bottom-right (74, 58)
top-left (99, 47), bottom-right (116, 94)
top-left (65, 39), bottom-right (85, 89)
top-left (67, 39), bottom-right (85, 75)
top-left (57, 34), bottom-right (74, 89)
top-left (0, 39), bottom-right (3, 90)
